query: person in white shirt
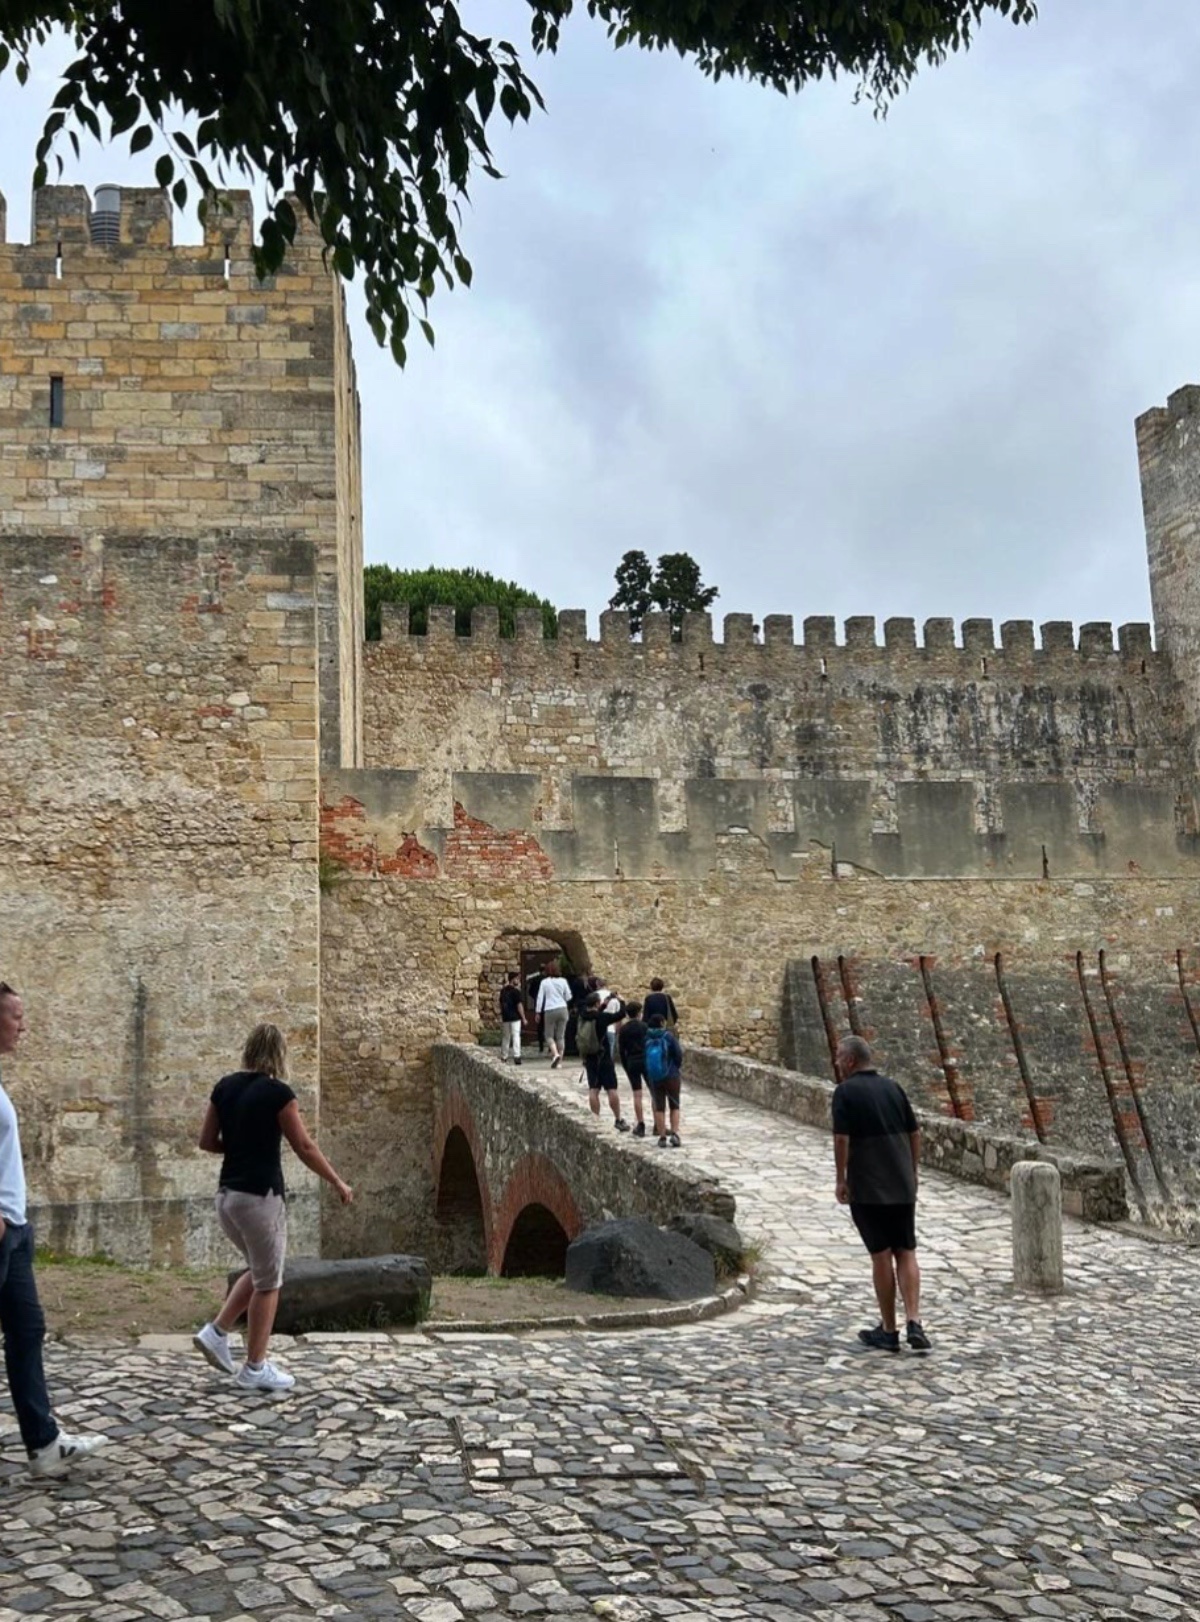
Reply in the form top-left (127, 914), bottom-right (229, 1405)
top-left (534, 965), bottom-right (572, 1068)
top-left (0, 981), bottom-right (109, 1478)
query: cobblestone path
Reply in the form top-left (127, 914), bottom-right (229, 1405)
top-left (3, 1064), bottom-right (1198, 1621)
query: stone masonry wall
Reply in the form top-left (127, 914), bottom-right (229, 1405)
top-left (362, 607), bottom-right (1196, 879)
top-left (317, 810), bottom-right (1200, 1252)
top-left (0, 533), bottom-right (322, 1263)
top-left (1139, 385), bottom-right (1200, 772)
top-left (0, 184), bottom-right (362, 767)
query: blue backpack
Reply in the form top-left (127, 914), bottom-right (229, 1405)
top-left (644, 1027), bottom-right (672, 1083)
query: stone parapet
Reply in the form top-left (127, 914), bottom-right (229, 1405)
top-left (683, 1047), bottom-right (1128, 1224)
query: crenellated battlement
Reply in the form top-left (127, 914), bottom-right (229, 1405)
top-left (0, 184), bottom-right (316, 268)
top-left (376, 601), bottom-right (1157, 664)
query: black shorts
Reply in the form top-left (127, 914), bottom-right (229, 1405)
top-left (649, 1075), bottom-right (681, 1112)
top-left (622, 1062), bottom-right (646, 1092)
top-left (585, 1053), bottom-right (618, 1091)
top-left (850, 1203), bottom-right (917, 1255)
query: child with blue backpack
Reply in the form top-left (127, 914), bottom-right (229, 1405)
top-left (642, 1013), bottom-right (683, 1147)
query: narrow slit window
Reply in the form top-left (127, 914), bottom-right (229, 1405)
top-left (55, 241), bottom-right (63, 280)
top-left (49, 375), bottom-right (65, 429)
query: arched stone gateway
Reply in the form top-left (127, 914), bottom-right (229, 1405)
top-left (477, 926), bottom-right (592, 1040)
top-left (501, 1203), bottom-right (570, 1277)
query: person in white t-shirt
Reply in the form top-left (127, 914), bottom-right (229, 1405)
top-left (534, 965), bottom-right (572, 1068)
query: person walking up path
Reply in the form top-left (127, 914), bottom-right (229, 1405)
top-left (832, 1033), bottom-right (931, 1352)
top-left (616, 999), bottom-right (649, 1138)
top-left (643, 978), bottom-right (678, 1030)
top-left (194, 1023), bottom-right (353, 1392)
top-left (535, 965), bottom-right (571, 1068)
top-left (577, 994), bottom-right (629, 1131)
top-left (0, 980), bottom-right (109, 1477)
top-left (498, 972), bottom-right (525, 1065)
top-left (643, 1013), bottom-right (683, 1147)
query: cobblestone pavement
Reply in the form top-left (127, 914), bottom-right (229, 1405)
top-left (3, 1060), bottom-right (1198, 1621)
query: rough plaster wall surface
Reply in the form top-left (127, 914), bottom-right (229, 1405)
top-left (0, 184), bottom-right (363, 768)
top-left (0, 534), bottom-right (322, 1263)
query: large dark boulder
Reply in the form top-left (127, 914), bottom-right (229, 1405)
top-left (666, 1212), bottom-right (746, 1277)
top-left (226, 1254), bottom-right (431, 1332)
top-left (565, 1218), bottom-right (716, 1302)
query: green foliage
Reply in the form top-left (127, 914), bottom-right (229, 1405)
top-left (364, 564), bottom-right (559, 641)
top-left (1, 3), bottom-right (1037, 360)
top-left (609, 548), bottom-right (719, 638)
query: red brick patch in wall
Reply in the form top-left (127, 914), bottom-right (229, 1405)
top-left (444, 801), bottom-right (554, 882)
top-left (320, 794), bottom-right (440, 877)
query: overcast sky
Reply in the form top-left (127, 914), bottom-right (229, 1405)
top-left (2, 1), bottom-right (1197, 639)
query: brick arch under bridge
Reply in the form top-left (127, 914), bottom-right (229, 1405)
top-left (432, 1078), bottom-right (583, 1275)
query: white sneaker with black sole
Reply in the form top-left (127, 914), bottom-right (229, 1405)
top-left (29, 1429), bottom-right (109, 1478)
top-left (192, 1321), bottom-right (236, 1375)
top-left (234, 1359), bottom-right (295, 1393)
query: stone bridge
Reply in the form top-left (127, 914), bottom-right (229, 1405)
top-left (430, 1043), bottom-right (736, 1275)
top-left (429, 1042), bottom-right (1126, 1278)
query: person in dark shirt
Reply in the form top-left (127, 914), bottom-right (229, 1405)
top-left (194, 1022), bottom-right (353, 1393)
top-left (498, 972), bottom-right (525, 1065)
top-left (832, 1034), bottom-right (931, 1352)
top-left (616, 999), bottom-right (648, 1138)
top-left (643, 1014), bottom-right (684, 1147)
top-left (643, 978), bottom-right (678, 1029)
top-left (578, 993), bottom-right (629, 1132)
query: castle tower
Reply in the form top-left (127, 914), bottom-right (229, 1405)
top-left (1138, 385), bottom-right (1200, 766)
top-left (0, 184), bottom-right (363, 767)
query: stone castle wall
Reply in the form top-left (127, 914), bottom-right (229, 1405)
top-left (360, 607), bottom-right (1195, 880)
top-left (0, 185), bottom-right (362, 767)
top-left (318, 841), bottom-right (1200, 1254)
top-left (0, 531), bottom-right (323, 1264)
top-left (3, 180), bottom-right (1200, 1262)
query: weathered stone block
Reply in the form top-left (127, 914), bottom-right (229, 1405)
top-left (227, 1254), bottom-right (432, 1332)
top-left (665, 1212), bottom-right (746, 1276)
top-left (565, 1219), bottom-right (716, 1301)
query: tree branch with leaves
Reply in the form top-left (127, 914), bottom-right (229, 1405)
top-left (1, 2), bottom-right (1037, 361)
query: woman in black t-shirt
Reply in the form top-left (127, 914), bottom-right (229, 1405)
top-left (192, 1023), bottom-right (353, 1394)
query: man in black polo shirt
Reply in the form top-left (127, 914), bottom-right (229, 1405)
top-left (832, 1034), bottom-right (932, 1352)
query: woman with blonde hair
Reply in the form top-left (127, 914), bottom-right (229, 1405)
top-left (193, 1022), bottom-right (352, 1392)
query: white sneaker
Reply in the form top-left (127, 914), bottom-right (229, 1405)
top-left (29, 1428), bottom-right (109, 1478)
top-left (193, 1321), bottom-right (236, 1375)
top-left (234, 1359), bottom-right (295, 1393)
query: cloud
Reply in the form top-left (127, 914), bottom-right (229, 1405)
top-left (3, 2), bottom-right (1198, 640)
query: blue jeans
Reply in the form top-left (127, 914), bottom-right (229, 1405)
top-left (0, 1222), bottom-right (56, 1452)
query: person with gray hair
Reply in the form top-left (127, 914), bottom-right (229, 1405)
top-left (832, 1033), bottom-right (931, 1352)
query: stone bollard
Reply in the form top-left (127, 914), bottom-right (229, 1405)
top-left (1011, 1161), bottom-right (1064, 1291)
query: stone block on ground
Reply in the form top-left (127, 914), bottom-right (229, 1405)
top-left (565, 1218), bottom-right (716, 1301)
top-left (665, 1212), bottom-right (746, 1276)
top-left (226, 1254), bottom-right (432, 1331)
